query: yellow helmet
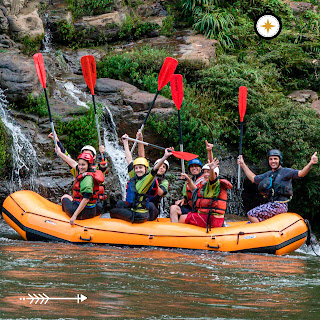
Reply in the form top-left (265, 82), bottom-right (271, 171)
top-left (133, 157), bottom-right (149, 168)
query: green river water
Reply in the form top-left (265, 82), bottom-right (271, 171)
top-left (1, 217), bottom-right (319, 320)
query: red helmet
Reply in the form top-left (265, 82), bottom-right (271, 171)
top-left (78, 152), bottom-right (94, 164)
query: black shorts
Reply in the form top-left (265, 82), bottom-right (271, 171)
top-left (62, 198), bottom-right (98, 220)
top-left (180, 206), bottom-right (192, 215)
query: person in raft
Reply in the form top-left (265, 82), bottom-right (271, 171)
top-left (169, 140), bottom-right (214, 220)
top-left (49, 132), bottom-right (108, 214)
top-left (136, 130), bottom-right (170, 220)
top-left (238, 149), bottom-right (318, 223)
top-left (109, 134), bottom-right (173, 223)
top-left (55, 148), bottom-right (105, 225)
top-left (171, 158), bottom-right (232, 231)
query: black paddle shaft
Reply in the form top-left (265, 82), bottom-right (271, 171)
top-left (44, 88), bottom-right (53, 122)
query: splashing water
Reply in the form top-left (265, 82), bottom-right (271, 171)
top-left (102, 104), bottom-right (128, 198)
top-left (55, 80), bottom-right (89, 108)
top-left (42, 14), bottom-right (53, 53)
top-left (0, 88), bottom-right (39, 192)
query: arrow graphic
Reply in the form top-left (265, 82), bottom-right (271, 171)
top-left (19, 293), bottom-right (87, 304)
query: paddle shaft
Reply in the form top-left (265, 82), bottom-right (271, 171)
top-left (126, 136), bottom-right (165, 151)
top-left (237, 121), bottom-right (244, 189)
top-left (130, 91), bottom-right (159, 153)
top-left (178, 110), bottom-right (185, 174)
top-left (44, 88), bottom-right (57, 149)
top-left (92, 95), bottom-right (105, 160)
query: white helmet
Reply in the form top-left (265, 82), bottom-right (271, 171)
top-left (81, 145), bottom-right (96, 156)
top-left (154, 159), bottom-right (170, 171)
top-left (202, 164), bottom-right (219, 176)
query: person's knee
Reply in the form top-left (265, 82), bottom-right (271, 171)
top-left (170, 205), bottom-right (180, 215)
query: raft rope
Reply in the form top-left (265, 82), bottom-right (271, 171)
top-left (304, 219), bottom-right (320, 257)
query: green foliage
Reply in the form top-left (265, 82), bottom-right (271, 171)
top-left (66, 0), bottom-right (114, 20)
top-left (24, 94), bottom-right (48, 117)
top-left (97, 46), bottom-right (169, 93)
top-left (55, 105), bottom-right (98, 158)
top-left (119, 15), bottom-right (160, 40)
top-left (57, 20), bottom-right (75, 42)
top-left (20, 35), bottom-right (44, 56)
top-left (0, 118), bottom-right (11, 177)
top-left (160, 15), bottom-right (176, 37)
top-left (181, 0), bottom-right (235, 48)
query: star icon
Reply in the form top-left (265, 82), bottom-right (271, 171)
top-left (262, 19), bottom-right (275, 33)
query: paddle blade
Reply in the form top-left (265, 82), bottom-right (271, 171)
top-left (81, 55), bottom-right (96, 95)
top-left (238, 86), bottom-right (247, 122)
top-left (33, 53), bottom-right (46, 89)
top-left (170, 74), bottom-right (183, 110)
top-left (171, 150), bottom-right (198, 161)
top-left (158, 57), bottom-right (178, 91)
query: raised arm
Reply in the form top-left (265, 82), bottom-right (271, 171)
top-left (208, 158), bottom-right (219, 182)
top-left (298, 152), bottom-right (318, 177)
top-left (181, 173), bottom-right (197, 192)
top-left (238, 155), bottom-right (256, 183)
top-left (55, 145), bottom-right (77, 169)
top-left (121, 134), bottom-right (133, 165)
top-left (205, 140), bottom-right (214, 163)
top-left (136, 130), bottom-right (145, 158)
top-left (153, 148), bottom-right (173, 172)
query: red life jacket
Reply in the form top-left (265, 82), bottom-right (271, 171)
top-left (192, 179), bottom-right (233, 216)
top-left (72, 170), bottom-right (105, 205)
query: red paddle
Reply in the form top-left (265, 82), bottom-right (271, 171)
top-left (238, 86), bottom-right (248, 189)
top-left (125, 137), bottom-right (198, 161)
top-left (81, 55), bottom-right (105, 161)
top-left (33, 53), bottom-right (58, 149)
top-left (170, 74), bottom-right (185, 173)
top-left (130, 57), bottom-right (178, 153)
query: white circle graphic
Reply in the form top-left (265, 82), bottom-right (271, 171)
top-left (255, 14), bottom-right (281, 39)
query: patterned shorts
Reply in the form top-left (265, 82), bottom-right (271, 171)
top-left (247, 202), bottom-right (288, 222)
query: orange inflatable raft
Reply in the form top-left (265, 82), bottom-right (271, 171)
top-left (2, 190), bottom-right (309, 255)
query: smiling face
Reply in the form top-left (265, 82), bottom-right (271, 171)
top-left (78, 159), bottom-right (89, 173)
top-left (189, 164), bottom-right (202, 176)
top-left (268, 156), bottom-right (280, 170)
top-left (202, 169), bottom-right (210, 180)
top-left (157, 163), bottom-right (167, 176)
top-left (134, 164), bottom-right (147, 177)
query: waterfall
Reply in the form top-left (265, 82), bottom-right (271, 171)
top-left (0, 88), bottom-right (39, 192)
top-left (42, 13), bottom-right (53, 53)
top-left (55, 80), bottom-right (89, 108)
top-left (102, 105), bottom-right (128, 198)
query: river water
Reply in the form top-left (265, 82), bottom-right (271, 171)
top-left (1, 217), bottom-right (319, 320)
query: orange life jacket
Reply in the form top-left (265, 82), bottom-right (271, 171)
top-left (192, 179), bottom-right (233, 216)
top-left (186, 173), bottom-right (206, 201)
top-left (72, 170), bottom-right (105, 205)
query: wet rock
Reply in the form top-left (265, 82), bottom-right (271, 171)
top-left (0, 34), bottom-right (16, 48)
top-left (180, 33), bottom-right (218, 65)
top-left (96, 78), bottom-right (174, 111)
top-left (0, 50), bottom-right (42, 105)
top-left (0, 0), bottom-right (27, 15)
top-left (311, 100), bottom-right (320, 114)
top-left (0, 6), bottom-right (9, 31)
top-left (5, 1), bottom-right (44, 38)
top-left (289, 1), bottom-right (314, 14)
top-left (287, 90), bottom-right (318, 103)
top-left (80, 11), bottom-right (123, 27)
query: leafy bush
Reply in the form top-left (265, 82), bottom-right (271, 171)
top-left (55, 105), bottom-right (99, 157)
top-left (0, 118), bottom-right (11, 177)
top-left (20, 35), bottom-right (44, 56)
top-left (66, 0), bottom-right (114, 20)
top-left (24, 94), bottom-right (48, 117)
top-left (160, 15), bottom-right (176, 37)
top-left (119, 16), bottom-right (160, 40)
